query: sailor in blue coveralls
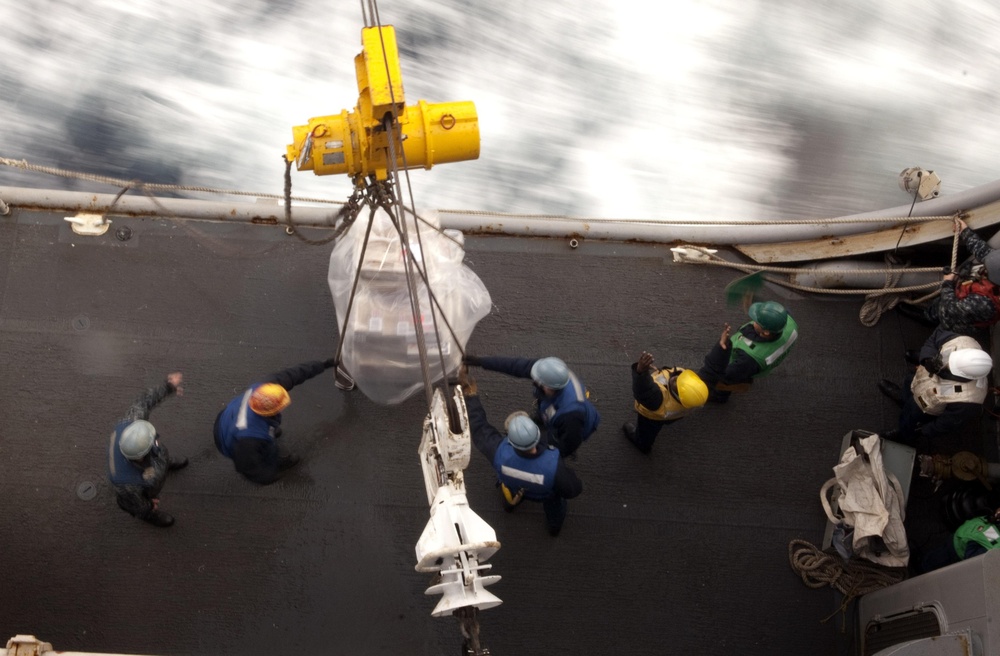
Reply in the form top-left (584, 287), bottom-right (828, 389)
top-left (459, 367), bottom-right (582, 536)
top-left (107, 372), bottom-right (188, 527)
top-left (214, 359), bottom-right (335, 485)
top-left (463, 355), bottom-right (600, 458)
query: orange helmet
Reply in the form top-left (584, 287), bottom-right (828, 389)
top-left (249, 383), bottom-right (291, 416)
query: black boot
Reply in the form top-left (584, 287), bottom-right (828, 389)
top-left (168, 457), bottom-right (189, 471)
top-left (622, 422), bottom-right (651, 455)
top-left (145, 510), bottom-right (175, 527)
top-left (278, 453), bottom-right (300, 471)
top-left (878, 379), bottom-right (904, 407)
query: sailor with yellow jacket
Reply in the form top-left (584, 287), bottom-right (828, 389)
top-left (879, 327), bottom-right (993, 445)
top-left (623, 351), bottom-right (709, 454)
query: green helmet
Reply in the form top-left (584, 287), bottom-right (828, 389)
top-left (120, 420), bottom-right (156, 460)
top-left (748, 301), bottom-right (788, 333)
top-left (530, 357), bottom-right (570, 390)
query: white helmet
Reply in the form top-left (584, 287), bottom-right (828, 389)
top-left (120, 420), bottom-right (156, 460)
top-left (948, 349), bottom-right (993, 379)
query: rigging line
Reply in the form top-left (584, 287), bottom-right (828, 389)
top-left (282, 155), bottom-right (355, 245)
top-left (382, 183), bottom-right (436, 409)
top-left (333, 203), bottom-right (380, 369)
top-left (893, 188), bottom-right (920, 251)
top-left (372, 17), bottom-right (453, 396)
top-left (402, 205), bottom-right (466, 249)
top-left (683, 249), bottom-right (941, 297)
top-left (679, 251), bottom-right (945, 276)
top-left (373, 19), bottom-right (453, 392)
top-left (384, 216), bottom-right (471, 360)
top-left (0, 156), bottom-right (344, 205)
top-left (2, 155), bottom-right (971, 229)
top-left (884, 189), bottom-right (919, 337)
top-left (436, 206), bottom-right (960, 226)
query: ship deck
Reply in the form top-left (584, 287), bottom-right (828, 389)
top-left (1, 205), bottom-right (995, 655)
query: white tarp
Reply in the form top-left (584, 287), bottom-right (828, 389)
top-left (821, 434), bottom-right (910, 568)
top-left (328, 209), bottom-right (492, 405)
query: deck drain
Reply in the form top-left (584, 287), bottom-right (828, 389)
top-left (76, 481), bottom-right (97, 501)
top-left (72, 315), bottom-right (90, 331)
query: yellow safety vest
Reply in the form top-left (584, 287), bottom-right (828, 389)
top-left (634, 367), bottom-right (694, 421)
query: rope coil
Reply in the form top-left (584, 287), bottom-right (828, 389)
top-left (788, 539), bottom-right (907, 622)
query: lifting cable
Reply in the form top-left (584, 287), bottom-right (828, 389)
top-left (370, 4), bottom-right (453, 409)
top-left (361, 2), bottom-right (486, 651)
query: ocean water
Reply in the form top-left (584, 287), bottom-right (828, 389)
top-left (2, 0), bottom-right (999, 221)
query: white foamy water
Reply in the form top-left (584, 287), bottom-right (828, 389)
top-left (2, 0), bottom-right (999, 221)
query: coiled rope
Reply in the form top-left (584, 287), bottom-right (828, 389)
top-left (788, 539), bottom-right (908, 621)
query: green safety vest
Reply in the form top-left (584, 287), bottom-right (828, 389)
top-left (953, 516), bottom-right (1000, 559)
top-left (728, 315), bottom-right (799, 378)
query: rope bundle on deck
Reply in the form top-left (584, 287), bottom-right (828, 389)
top-left (788, 539), bottom-right (907, 607)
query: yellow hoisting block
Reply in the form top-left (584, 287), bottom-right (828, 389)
top-left (286, 25), bottom-right (480, 181)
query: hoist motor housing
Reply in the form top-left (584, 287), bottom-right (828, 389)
top-left (286, 25), bottom-right (480, 180)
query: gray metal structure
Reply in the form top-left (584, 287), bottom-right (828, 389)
top-left (0, 198), bottom-right (995, 655)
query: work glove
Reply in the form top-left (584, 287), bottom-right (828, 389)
top-left (923, 355), bottom-right (945, 376)
top-left (323, 358), bottom-right (337, 369)
top-left (463, 354), bottom-right (482, 367)
top-left (458, 365), bottom-right (478, 396)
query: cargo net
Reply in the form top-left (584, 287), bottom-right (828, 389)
top-left (329, 206), bottom-right (491, 404)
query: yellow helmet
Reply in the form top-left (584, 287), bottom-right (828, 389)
top-left (676, 370), bottom-right (709, 408)
top-left (249, 383), bottom-right (291, 416)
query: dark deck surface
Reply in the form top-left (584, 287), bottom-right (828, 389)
top-left (1, 207), bottom-right (995, 655)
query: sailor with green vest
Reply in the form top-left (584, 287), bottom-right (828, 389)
top-left (954, 514), bottom-right (1000, 560)
top-left (697, 301), bottom-right (798, 403)
top-left (919, 509), bottom-right (1000, 573)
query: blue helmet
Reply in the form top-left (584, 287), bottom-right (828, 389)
top-left (530, 357), bottom-right (570, 390)
top-left (506, 414), bottom-right (541, 451)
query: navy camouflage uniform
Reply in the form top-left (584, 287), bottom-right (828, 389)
top-left (928, 227), bottom-right (1000, 335)
top-left (107, 379), bottom-right (181, 522)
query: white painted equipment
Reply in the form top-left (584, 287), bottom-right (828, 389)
top-left (899, 167), bottom-right (942, 200)
top-left (2, 634), bottom-right (152, 656)
top-left (414, 387), bottom-right (501, 617)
